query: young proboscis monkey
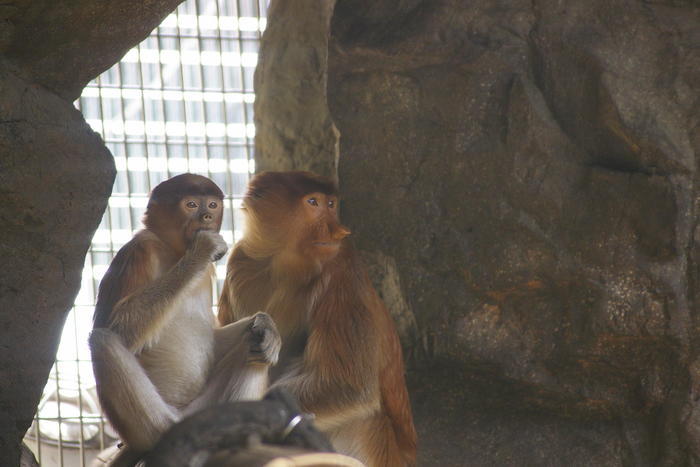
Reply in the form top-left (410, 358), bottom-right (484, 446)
top-left (218, 171), bottom-right (417, 466)
top-left (89, 173), bottom-right (281, 466)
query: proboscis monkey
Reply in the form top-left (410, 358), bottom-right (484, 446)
top-left (218, 171), bottom-right (417, 466)
top-left (89, 173), bottom-right (281, 466)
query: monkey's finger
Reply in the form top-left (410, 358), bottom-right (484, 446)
top-left (249, 313), bottom-right (281, 364)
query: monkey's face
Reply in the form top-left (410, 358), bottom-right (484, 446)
top-left (297, 192), bottom-right (351, 261)
top-left (179, 195), bottom-right (224, 244)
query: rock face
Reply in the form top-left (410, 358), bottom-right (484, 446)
top-left (0, 1), bottom-right (182, 464)
top-left (0, 0), bottom-right (185, 101)
top-left (0, 63), bottom-right (115, 466)
top-left (254, 0), bottom-right (340, 178)
top-left (256, 0), bottom-right (700, 464)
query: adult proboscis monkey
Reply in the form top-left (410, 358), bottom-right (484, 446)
top-left (218, 171), bottom-right (417, 466)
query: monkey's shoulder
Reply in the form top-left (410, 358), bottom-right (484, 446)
top-left (226, 244), bottom-right (271, 281)
top-left (227, 242), bottom-right (256, 264)
top-left (93, 231), bottom-right (171, 327)
top-left (110, 231), bottom-right (171, 278)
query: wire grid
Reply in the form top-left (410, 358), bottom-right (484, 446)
top-left (24, 1), bottom-right (267, 465)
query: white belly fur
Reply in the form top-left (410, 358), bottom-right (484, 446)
top-left (139, 276), bottom-right (215, 408)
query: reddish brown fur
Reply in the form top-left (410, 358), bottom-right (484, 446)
top-left (218, 171), bottom-right (417, 466)
top-left (93, 233), bottom-right (161, 330)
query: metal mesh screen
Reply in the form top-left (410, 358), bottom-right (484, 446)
top-left (24, 1), bottom-right (266, 465)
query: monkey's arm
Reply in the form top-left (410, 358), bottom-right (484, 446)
top-left (270, 300), bottom-right (381, 428)
top-left (214, 312), bottom-right (280, 365)
top-left (95, 230), bottom-right (226, 353)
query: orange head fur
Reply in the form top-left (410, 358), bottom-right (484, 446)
top-left (241, 171), bottom-right (351, 265)
top-left (143, 173), bottom-right (224, 255)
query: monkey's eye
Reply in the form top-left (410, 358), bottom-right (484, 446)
top-left (186, 201), bottom-right (198, 209)
top-left (307, 198), bottom-right (318, 207)
top-left (208, 201), bottom-right (218, 209)
top-left (328, 200), bottom-right (335, 209)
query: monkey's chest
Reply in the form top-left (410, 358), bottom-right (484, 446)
top-left (140, 300), bottom-right (215, 408)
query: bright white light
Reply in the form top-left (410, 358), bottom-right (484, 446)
top-left (159, 14), bottom-right (177, 28)
top-left (161, 49), bottom-right (182, 64)
top-left (176, 14), bottom-right (198, 29)
top-left (122, 88), bottom-right (142, 100)
top-left (110, 157), bottom-right (253, 174)
top-left (90, 120), bottom-right (255, 138)
top-left (127, 157), bottom-right (148, 172)
top-left (206, 123), bottom-right (227, 137)
top-left (188, 158), bottom-right (209, 172)
top-left (200, 51), bottom-right (222, 66)
top-left (241, 53), bottom-right (259, 67)
top-left (227, 123), bottom-right (256, 138)
top-left (91, 229), bottom-right (135, 247)
top-left (75, 272), bottom-right (95, 306)
top-left (168, 158), bottom-right (189, 173)
top-left (122, 49), bottom-right (139, 63)
top-left (209, 159), bottom-right (228, 172)
top-left (186, 122), bottom-right (207, 137)
top-left (158, 14), bottom-right (266, 32)
top-left (108, 196), bottom-right (149, 208)
top-left (197, 15), bottom-right (219, 30)
top-left (221, 230), bottom-right (234, 245)
top-left (86, 119), bottom-right (103, 134)
top-left (237, 17), bottom-right (261, 31)
top-left (124, 121), bottom-right (145, 136)
top-left (121, 49), bottom-right (258, 68)
top-left (81, 87), bottom-right (255, 104)
top-left (165, 121), bottom-right (186, 136)
top-left (230, 158), bottom-right (250, 174)
top-left (163, 90), bottom-right (185, 101)
top-left (145, 121), bottom-right (166, 135)
top-left (91, 265), bottom-right (110, 281)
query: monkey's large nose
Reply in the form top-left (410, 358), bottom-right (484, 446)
top-left (332, 224), bottom-right (351, 241)
top-left (202, 213), bottom-right (213, 223)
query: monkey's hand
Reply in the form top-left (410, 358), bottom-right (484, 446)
top-left (247, 312), bottom-right (281, 366)
top-left (190, 230), bottom-right (228, 262)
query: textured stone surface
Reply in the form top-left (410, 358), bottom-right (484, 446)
top-left (254, 0), bottom-right (700, 464)
top-left (0, 1), bottom-right (183, 464)
top-left (327, 0), bottom-right (700, 464)
top-left (0, 0), bottom-right (184, 101)
top-left (254, 0), bottom-right (340, 178)
top-left (0, 62), bottom-right (115, 467)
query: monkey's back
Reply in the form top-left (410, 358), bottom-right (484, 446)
top-left (377, 303), bottom-right (417, 465)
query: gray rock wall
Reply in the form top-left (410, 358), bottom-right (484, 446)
top-left (255, 0), bottom-right (700, 464)
top-left (327, 0), bottom-right (700, 464)
top-left (254, 0), bottom-right (340, 178)
top-left (0, 1), bottom-right (183, 464)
